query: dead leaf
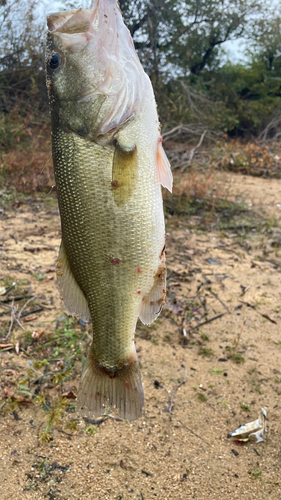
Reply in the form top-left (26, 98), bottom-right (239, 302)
top-left (23, 315), bottom-right (38, 322)
top-left (0, 343), bottom-right (13, 349)
top-left (3, 369), bottom-right (19, 375)
top-left (32, 329), bottom-right (44, 340)
top-left (62, 390), bottom-right (77, 400)
top-left (120, 460), bottom-right (127, 470)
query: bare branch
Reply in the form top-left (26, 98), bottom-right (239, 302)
top-left (187, 129), bottom-right (207, 164)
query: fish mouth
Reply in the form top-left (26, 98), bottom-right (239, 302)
top-left (47, 7), bottom-right (98, 54)
top-left (47, 7), bottom-right (97, 34)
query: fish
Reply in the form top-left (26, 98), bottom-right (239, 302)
top-left (45, 0), bottom-right (173, 421)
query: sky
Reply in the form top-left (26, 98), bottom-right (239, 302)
top-left (223, 39), bottom-right (248, 63)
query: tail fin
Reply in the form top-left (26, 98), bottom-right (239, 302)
top-left (77, 350), bottom-right (144, 421)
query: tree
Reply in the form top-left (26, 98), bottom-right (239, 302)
top-left (248, 15), bottom-right (281, 73)
top-left (120, 0), bottom-right (265, 80)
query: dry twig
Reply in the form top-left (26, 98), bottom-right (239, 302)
top-left (187, 312), bottom-right (226, 333)
top-left (179, 420), bottom-right (211, 446)
top-left (158, 365), bottom-right (187, 419)
top-left (0, 296), bottom-right (36, 343)
top-left (184, 129), bottom-right (207, 168)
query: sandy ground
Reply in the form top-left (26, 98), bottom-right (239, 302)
top-left (1, 171), bottom-right (281, 499)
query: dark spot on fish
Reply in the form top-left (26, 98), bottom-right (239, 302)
top-left (111, 258), bottom-right (120, 265)
top-left (111, 180), bottom-right (119, 188)
top-left (136, 267), bottom-right (142, 273)
top-left (137, 290), bottom-right (141, 295)
top-left (160, 244), bottom-right (166, 257)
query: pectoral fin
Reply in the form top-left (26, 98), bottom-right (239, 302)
top-left (157, 141), bottom-right (173, 193)
top-left (57, 242), bottom-right (91, 322)
top-left (112, 142), bottom-right (138, 207)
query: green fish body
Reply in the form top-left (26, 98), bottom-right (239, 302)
top-left (46, 0), bottom-right (172, 420)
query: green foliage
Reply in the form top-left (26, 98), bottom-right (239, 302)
top-left (204, 61), bottom-right (281, 136)
top-left (120, 0), bottom-right (264, 78)
top-left (85, 425), bottom-right (98, 436)
top-left (37, 396), bottom-right (69, 443)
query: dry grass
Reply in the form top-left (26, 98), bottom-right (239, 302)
top-left (1, 125), bottom-right (53, 196)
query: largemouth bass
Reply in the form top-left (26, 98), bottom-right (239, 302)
top-left (46, 0), bottom-right (172, 421)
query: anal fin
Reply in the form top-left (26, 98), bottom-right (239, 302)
top-left (139, 255), bottom-right (166, 325)
top-left (57, 242), bottom-right (91, 322)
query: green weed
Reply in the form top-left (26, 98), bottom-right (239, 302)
top-left (231, 353), bottom-right (245, 364)
top-left (197, 393), bottom-right (208, 402)
top-left (33, 273), bottom-right (47, 281)
top-left (85, 425), bottom-right (98, 436)
top-left (249, 468), bottom-right (262, 478)
top-left (198, 347), bottom-right (214, 357)
top-left (201, 333), bottom-right (210, 342)
top-left (240, 402), bottom-right (251, 412)
top-left (37, 395), bottom-right (69, 443)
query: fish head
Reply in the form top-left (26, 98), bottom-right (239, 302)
top-left (46, 0), bottom-right (149, 143)
top-left (46, 5), bottom-right (107, 138)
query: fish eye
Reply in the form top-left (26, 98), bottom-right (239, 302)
top-left (49, 53), bottom-right (61, 69)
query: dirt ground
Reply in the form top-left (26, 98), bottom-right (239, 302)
top-left (1, 171), bottom-right (281, 499)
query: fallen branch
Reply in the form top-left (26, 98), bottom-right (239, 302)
top-left (208, 289), bottom-right (230, 314)
top-left (20, 307), bottom-right (43, 319)
top-left (187, 312), bottom-right (226, 333)
top-left (1, 295), bottom-right (33, 304)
